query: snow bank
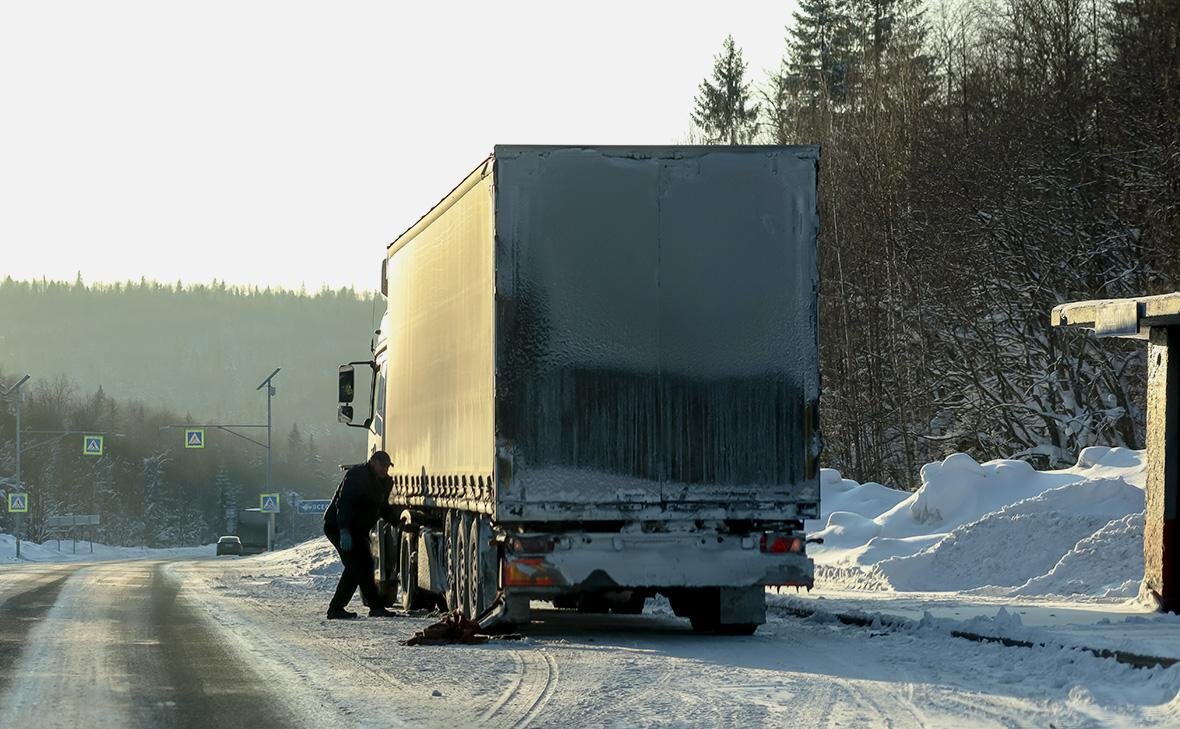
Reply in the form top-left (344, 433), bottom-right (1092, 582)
top-left (0, 533), bottom-right (214, 564)
top-left (245, 536), bottom-right (341, 577)
top-left (1013, 512), bottom-right (1144, 599)
top-left (811, 448), bottom-right (1146, 598)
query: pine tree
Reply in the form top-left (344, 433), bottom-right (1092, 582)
top-left (142, 452), bottom-right (171, 547)
top-left (305, 433), bottom-right (322, 473)
top-left (788, 0), bottom-right (854, 105)
top-left (286, 423), bottom-right (304, 457)
top-left (691, 35), bottom-right (760, 144)
top-left (848, 0), bottom-right (933, 99)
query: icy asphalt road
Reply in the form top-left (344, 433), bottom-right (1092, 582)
top-left (1, 559), bottom-right (1178, 728)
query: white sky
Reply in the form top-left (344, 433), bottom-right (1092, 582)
top-left (0, 1), bottom-right (797, 292)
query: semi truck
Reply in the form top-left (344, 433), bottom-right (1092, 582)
top-left (336, 145), bottom-right (821, 633)
top-left (236, 508), bottom-right (270, 555)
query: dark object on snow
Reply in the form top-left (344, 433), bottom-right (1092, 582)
top-left (401, 610), bottom-right (525, 646)
top-left (324, 457), bottom-right (401, 614)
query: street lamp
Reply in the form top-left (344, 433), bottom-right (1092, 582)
top-left (3, 374), bottom-right (31, 558)
top-left (257, 368), bottom-right (281, 551)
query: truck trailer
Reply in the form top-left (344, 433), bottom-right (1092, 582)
top-left (337, 145), bottom-right (821, 633)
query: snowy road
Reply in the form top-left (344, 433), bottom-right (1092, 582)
top-left (0, 556), bottom-right (1177, 728)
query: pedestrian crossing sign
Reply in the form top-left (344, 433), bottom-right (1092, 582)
top-left (184, 428), bottom-right (205, 449)
top-left (260, 493), bottom-right (280, 514)
top-left (8, 493), bottom-right (28, 513)
top-left (83, 435), bottom-right (104, 456)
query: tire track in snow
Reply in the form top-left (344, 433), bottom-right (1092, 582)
top-left (516, 649), bottom-right (559, 728)
top-left (477, 649), bottom-right (525, 723)
top-left (477, 646), bottom-right (559, 728)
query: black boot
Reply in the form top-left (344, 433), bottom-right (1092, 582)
top-left (327, 607), bottom-right (358, 620)
top-left (368, 606), bottom-right (398, 618)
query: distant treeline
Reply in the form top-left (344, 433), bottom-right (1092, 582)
top-left (0, 375), bottom-right (341, 546)
top-left (691, 0), bottom-right (1179, 486)
top-left (0, 276), bottom-right (377, 472)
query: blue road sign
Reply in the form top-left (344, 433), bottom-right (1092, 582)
top-left (83, 435), bottom-right (104, 456)
top-left (8, 493), bottom-right (28, 513)
top-left (296, 499), bottom-right (330, 515)
top-left (260, 493), bottom-right (280, 514)
top-left (184, 428), bottom-right (205, 449)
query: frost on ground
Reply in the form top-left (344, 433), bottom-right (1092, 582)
top-left (808, 446), bottom-right (1146, 598)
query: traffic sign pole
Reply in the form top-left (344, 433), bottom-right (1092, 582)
top-left (4, 377), bottom-right (30, 559)
top-left (260, 492), bottom-right (280, 551)
top-left (14, 388), bottom-right (20, 560)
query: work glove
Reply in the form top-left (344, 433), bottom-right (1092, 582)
top-left (339, 528), bottom-right (353, 552)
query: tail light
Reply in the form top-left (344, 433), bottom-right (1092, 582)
top-left (760, 533), bottom-right (804, 554)
top-left (504, 558), bottom-right (560, 587)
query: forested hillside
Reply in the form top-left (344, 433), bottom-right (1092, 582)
top-left (0, 377), bottom-right (342, 546)
top-left (0, 277), bottom-right (377, 462)
top-left (691, 0), bottom-right (1179, 487)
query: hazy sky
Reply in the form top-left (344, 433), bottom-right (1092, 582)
top-left (1, 2), bottom-right (798, 292)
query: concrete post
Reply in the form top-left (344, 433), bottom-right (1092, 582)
top-left (1145, 326), bottom-right (1180, 612)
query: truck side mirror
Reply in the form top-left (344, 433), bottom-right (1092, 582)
top-left (338, 404), bottom-right (355, 424)
top-left (339, 365), bottom-right (356, 403)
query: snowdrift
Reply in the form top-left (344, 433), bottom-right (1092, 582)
top-left (808, 447), bottom-right (1147, 598)
top-left (246, 535), bottom-right (342, 577)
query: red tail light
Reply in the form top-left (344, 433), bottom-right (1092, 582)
top-left (760, 533), bottom-right (803, 554)
top-left (504, 558), bottom-right (560, 586)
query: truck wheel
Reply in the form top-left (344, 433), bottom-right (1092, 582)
top-left (576, 593), bottom-right (611, 614)
top-left (444, 510), bottom-right (460, 612)
top-left (376, 522), bottom-right (399, 607)
top-left (398, 529), bottom-right (424, 611)
top-left (612, 590), bottom-right (647, 615)
top-left (456, 513), bottom-right (472, 616)
top-left (468, 516), bottom-right (488, 618)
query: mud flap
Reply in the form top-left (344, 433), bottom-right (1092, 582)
top-left (718, 586), bottom-right (766, 625)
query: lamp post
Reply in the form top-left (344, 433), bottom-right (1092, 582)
top-left (257, 368), bottom-right (281, 551)
top-left (3, 374), bottom-right (31, 558)
top-left (162, 367), bottom-right (282, 552)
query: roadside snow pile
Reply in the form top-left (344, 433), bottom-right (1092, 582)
top-left (810, 447), bottom-right (1146, 598)
top-left (0, 533), bottom-right (213, 564)
top-left (244, 536), bottom-right (341, 577)
top-left (1012, 512), bottom-right (1144, 598)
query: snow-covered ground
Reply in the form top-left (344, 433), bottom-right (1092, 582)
top-left (0, 533), bottom-right (214, 564)
top-left (180, 535), bottom-right (1180, 726)
top-left (808, 446), bottom-right (1147, 599)
top-left (3, 445), bottom-right (1178, 725)
top-left (789, 445), bottom-right (1180, 668)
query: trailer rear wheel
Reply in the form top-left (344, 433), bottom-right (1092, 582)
top-left (397, 529), bottom-right (431, 611)
top-left (467, 516), bottom-right (488, 618)
top-left (375, 521), bottom-right (399, 607)
top-left (444, 510), bottom-right (460, 611)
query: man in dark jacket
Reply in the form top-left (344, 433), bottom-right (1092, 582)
top-left (323, 451), bottom-right (401, 619)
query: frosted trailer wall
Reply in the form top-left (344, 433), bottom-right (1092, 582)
top-left (493, 146), bottom-right (821, 520)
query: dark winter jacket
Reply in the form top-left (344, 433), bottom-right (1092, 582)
top-left (324, 464), bottom-right (400, 535)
